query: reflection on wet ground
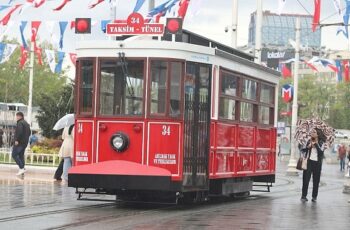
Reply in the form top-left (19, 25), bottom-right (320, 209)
top-left (0, 163), bottom-right (348, 230)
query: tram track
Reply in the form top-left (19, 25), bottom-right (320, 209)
top-left (0, 203), bottom-right (115, 223)
top-left (0, 175), bottom-right (344, 229)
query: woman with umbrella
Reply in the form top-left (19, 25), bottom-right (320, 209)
top-left (53, 114), bottom-right (75, 181)
top-left (301, 128), bottom-right (326, 202)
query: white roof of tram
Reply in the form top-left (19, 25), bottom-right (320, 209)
top-left (76, 35), bottom-right (280, 84)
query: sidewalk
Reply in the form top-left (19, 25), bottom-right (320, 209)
top-left (0, 164), bottom-right (56, 181)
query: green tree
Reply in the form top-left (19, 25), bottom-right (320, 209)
top-left (0, 39), bottom-right (67, 106)
top-left (36, 84), bottom-right (74, 138)
top-left (328, 82), bottom-right (350, 129)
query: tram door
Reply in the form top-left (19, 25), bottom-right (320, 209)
top-left (183, 62), bottom-right (211, 189)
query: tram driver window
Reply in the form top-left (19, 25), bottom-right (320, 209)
top-left (99, 59), bottom-right (144, 116)
top-left (151, 61), bottom-right (167, 115)
top-left (79, 60), bottom-right (94, 114)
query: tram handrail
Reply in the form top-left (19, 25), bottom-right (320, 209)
top-left (0, 147), bottom-right (59, 167)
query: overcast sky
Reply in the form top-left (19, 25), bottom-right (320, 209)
top-left (0, 0), bottom-right (348, 53)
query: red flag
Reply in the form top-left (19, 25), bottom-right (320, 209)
top-left (312, 0), bottom-right (321, 32)
top-left (343, 60), bottom-right (350, 82)
top-left (19, 46), bottom-right (28, 69)
top-left (0, 4), bottom-right (22, 26)
top-left (53, 0), bottom-right (71, 11)
top-left (35, 46), bottom-right (43, 65)
top-left (27, 0), bottom-right (46, 8)
top-left (281, 64), bottom-right (292, 78)
top-left (178, 0), bottom-right (190, 18)
top-left (31, 21), bottom-right (41, 43)
top-left (304, 61), bottom-right (319, 72)
top-left (89, 0), bottom-right (104, 9)
top-left (328, 64), bottom-right (339, 73)
top-left (70, 21), bottom-right (75, 29)
top-left (69, 53), bottom-right (77, 66)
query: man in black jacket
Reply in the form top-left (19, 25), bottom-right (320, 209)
top-left (12, 112), bottom-right (31, 176)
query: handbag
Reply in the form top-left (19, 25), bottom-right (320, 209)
top-left (296, 151), bottom-right (309, 171)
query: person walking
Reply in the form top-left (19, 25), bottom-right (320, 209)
top-left (12, 112), bottom-right (31, 176)
top-left (59, 125), bottom-right (74, 181)
top-left (301, 129), bottom-right (326, 202)
top-left (338, 144), bottom-right (347, 172)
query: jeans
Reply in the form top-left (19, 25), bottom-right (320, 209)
top-left (63, 157), bottom-right (72, 181)
top-left (12, 145), bottom-right (25, 169)
top-left (340, 158), bottom-right (345, 171)
top-left (302, 160), bottom-right (322, 199)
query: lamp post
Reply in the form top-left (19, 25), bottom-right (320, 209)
top-left (286, 17), bottom-right (301, 176)
top-left (231, 0), bottom-right (238, 49)
top-left (27, 41), bottom-right (34, 128)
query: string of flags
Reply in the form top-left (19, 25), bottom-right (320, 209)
top-left (280, 57), bottom-right (350, 82)
top-left (0, 41), bottom-right (75, 73)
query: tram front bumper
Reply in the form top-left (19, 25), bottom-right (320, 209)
top-left (68, 160), bottom-right (174, 191)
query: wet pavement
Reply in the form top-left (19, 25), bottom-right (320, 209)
top-left (0, 161), bottom-right (349, 230)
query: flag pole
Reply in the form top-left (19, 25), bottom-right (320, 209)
top-left (149, 0), bottom-right (155, 11)
top-left (286, 17), bottom-right (301, 176)
top-left (27, 40), bottom-right (34, 128)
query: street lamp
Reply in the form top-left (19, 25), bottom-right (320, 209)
top-left (286, 17), bottom-right (301, 176)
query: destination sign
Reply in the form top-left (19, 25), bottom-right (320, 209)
top-left (106, 12), bottom-right (164, 36)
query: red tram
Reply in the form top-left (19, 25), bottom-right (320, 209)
top-left (68, 30), bottom-right (280, 202)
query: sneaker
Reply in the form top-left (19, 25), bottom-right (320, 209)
top-left (16, 168), bottom-right (26, 176)
top-left (312, 197), bottom-right (317, 202)
top-left (300, 197), bottom-right (308, 202)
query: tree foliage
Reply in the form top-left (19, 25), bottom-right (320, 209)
top-left (278, 74), bottom-right (350, 130)
top-left (36, 84), bottom-right (74, 138)
top-left (0, 39), bottom-right (67, 106)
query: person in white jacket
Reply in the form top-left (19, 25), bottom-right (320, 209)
top-left (59, 125), bottom-right (74, 181)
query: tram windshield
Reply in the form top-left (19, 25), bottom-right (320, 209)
top-left (99, 59), bottom-right (144, 116)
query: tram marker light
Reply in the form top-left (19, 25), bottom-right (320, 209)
top-left (165, 18), bottom-right (183, 36)
top-left (75, 18), bottom-right (91, 34)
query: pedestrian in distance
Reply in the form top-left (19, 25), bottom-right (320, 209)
top-left (0, 128), bottom-right (3, 148)
top-left (11, 112), bottom-right (31, 176)
top-left (301, 128), bottom-right (326, 203)
top-left (59, 125), bottom-right (74, 181)
top-left (338, 143), bottom-right (347, 172)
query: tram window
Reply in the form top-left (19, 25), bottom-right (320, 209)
top-left (221, 73), bottom-right (237, 97)
top-left (260, 84), bottom-right (274, 104)
top-left (151, 61), bottom-right (167, 115)
top-left (79, 60), bottom-right (94, 114)
top-left (240, 102), bottom-right (256, 122)
top-left (259, 106), bottom-right (270, 125)
top-left (170, 62), bottom-right (181, 117)
top-left (99, 59), bottom-right (144, 116)
top-left (242, 79), bottom-right (257, 101)
top-left (219, 98), bottom-right (236, 120)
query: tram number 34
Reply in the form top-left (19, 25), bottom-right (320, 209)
top-left (162, 125), bottom-right (171, 136)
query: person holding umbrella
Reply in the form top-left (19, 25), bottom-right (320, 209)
top-left (53, 114), bottom-right (75, 181)
top-left (301, 128), bottom-right (326, 202)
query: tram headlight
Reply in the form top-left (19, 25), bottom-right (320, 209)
top-left (110, 132), bottom-right (129, 152)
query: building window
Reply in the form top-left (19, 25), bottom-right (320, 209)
top-left (79, 59), bottom-right (94, 114)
